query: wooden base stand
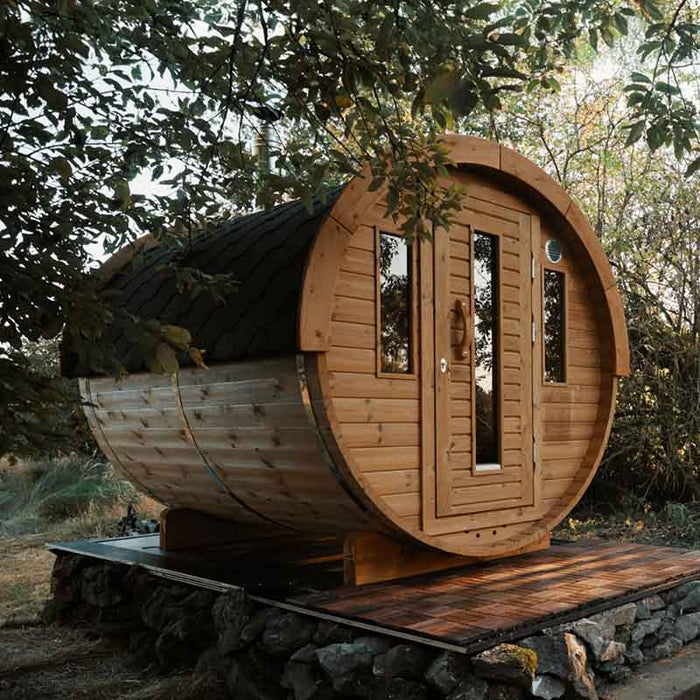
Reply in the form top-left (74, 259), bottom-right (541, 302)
top-left (343, 532), bottom-right (551, 586)
top-left (159, 508), bottom-right (550, 586)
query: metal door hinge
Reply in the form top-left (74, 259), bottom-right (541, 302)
top-left (532, 320), bottom-right (536, 344)
top-left (533, 440), bottom-right (537, 463)
top-left (531, 254), bottom-right (536, 281)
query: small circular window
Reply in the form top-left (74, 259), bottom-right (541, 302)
top-left (545, 239), bottom-right (562, 264)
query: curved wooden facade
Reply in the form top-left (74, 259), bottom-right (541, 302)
top-left (71, 136), bottom-right (630, 558)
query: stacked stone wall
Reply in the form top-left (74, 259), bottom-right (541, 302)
top-left (45, 553), bottom-right (700, 700)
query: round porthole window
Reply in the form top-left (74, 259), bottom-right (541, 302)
top-left (545, 239), bottom-right (562, 264)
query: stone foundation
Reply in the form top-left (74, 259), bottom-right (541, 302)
top-left (45, 552), bottom-right (700, 700)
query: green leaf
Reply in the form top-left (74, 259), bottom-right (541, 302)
top-left (655, 81), bottom-right (680, 96)
top-left (162, 325), bottom-right (192, 350)
top-left (629, 72), bottom-right (651, 84)
top-left (685, 156), bottom-right (700, 177)
top-left (600, 26), bottom-right (615, 48)
top-left (155, 343), bottom-right (179, 374)
top-left (614, 13), bottom-right (629, 35)
top-left (49, 157), bottom-right (72, 182)
top-left (589, 28), bottom-right (598, 50)
top-left (625, 121), bottom-right (645, 146)
top-left (376, 14), bottom-right (394, 52)
top-left (465, 3), bottom-right (501, 19)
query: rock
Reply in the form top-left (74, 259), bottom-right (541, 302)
top-left (531, 675), bottom-right (565, 699)
top-left (630, 616), bottom-right (663, 645)
top-left (141, 584), bottom-right (190, 632)
top-left (563, 635), bottom-right (597, 700)
top-left (599, 641), bottom-right (625, 663)
top-left (371, 678), bottom-right (429, 700)
top-left (81, 564), bottom-right (125, 608)
top-left (292, 644), bottom-right (319, 664)
top-left (590, 603), bottom-right (636, 632)
top-left (354, 635), bottom-right (393, 657)
top-left (182, 588), bottom-right (216, 611)
top-left (614, 627), bottom-right (631, 645)
top-left (521, 634), bottom-right (596, 699)
top-left (623, 646), bottom-right (644, 666)
top-left (240, 608), bottom-right (277, 645)
top-left (282, 661), bottom-right (327, 700)
top-left (662, 580), bottom-right (700, 605)
top-left (520, 636), bottom-right (569, 680)
top-left (635, 595), bottom-right (665, 622)
top-left (680, 586), bottom-right (700, 614)
top-left (316, 642), bottom-right (373, 677)
top-left (472, 644), bottom-right (536, 688)
top-left (154, 629), bottom-right (190, 670)
top-left (674, 613), bottom-right (700, 643)
top-left (487, 683), bottom-right (524, 699)
top-left (446, 676), bottom-right (488, 700)
top-left (228, 658), bottom-right (283, 700)
top-left (425, 651), bottom-right (473, 694)
top-left (52, 552), bottom-right (89, 581)
top-left (262, 612), bottom-right (317, 656)
top-left (195, 646), bottom-right (228, 676)
top-left (648, 635), bottom-right (683, 661)
top-left (128, 628), bottom-right (157, 659)
top-left (96, 602), bottom-right (137, 627)
top-left (212, 589), bottom-right (254, 653)
top-left (51, 559), bottom-right (84, 603)
top-left (657, 617), bottom-right (677, 641)
top-left (568, 620), bottom-right (608, 660)
top-left (315, 638), bottom-right (391, 696)
top-left (313, 621), bottom-right (353, 646)
top-left (123, 566), bottom-right (160, 605)
top-left (599, 663), bottom-right (631, 683)
top-left (167, 613), bottom-right (216, 648)
top-left (373, 644), bottom-right (432, 680)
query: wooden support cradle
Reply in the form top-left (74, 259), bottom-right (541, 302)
top-left (159, 508), bottom-right (550, 586)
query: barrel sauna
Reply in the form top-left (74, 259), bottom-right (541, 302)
top-left (65, 136), bottom-right (630, 560)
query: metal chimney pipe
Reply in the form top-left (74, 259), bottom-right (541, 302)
top-left (255, 122), bottom-right (271, 174)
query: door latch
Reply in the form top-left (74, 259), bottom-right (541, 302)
top-left (440, 357), bottom-right (449, 374)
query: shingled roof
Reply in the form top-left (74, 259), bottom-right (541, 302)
top-left (64, 191), bottom-right (341, 377)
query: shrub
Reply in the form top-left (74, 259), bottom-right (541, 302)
top-left (0, 457), bottom-right (139, 535)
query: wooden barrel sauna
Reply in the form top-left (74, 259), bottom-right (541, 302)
top-left (65, 136), bottom-right (630, 559)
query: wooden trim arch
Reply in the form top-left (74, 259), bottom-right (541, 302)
top-left (299, 135), bottom-right (630, 377)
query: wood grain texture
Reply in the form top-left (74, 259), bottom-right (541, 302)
top-left (80, 136), bottom-right (627, 562)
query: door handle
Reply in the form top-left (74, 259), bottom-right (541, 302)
top-left (456, 299), bottom-right (470, 359)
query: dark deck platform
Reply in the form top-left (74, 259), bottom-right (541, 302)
top-left (49, 536), bottom-right (700, 654)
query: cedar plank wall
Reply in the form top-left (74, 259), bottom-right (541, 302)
top-left (82, 357), bottom-right (373, 533)
top-left (326, 210), bottom-right (423, 531)
top-left (325, 171), bottom-right (611, 535)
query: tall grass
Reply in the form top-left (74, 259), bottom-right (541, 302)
top-left (0, 457), bottom-right (144, 538)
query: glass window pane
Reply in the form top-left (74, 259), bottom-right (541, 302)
top-left (544, 269), bottom-right (566, 383)
top-left (379, 232), bottom-right (412, 374)
top-left (473, 232), bottom-right (500, 466)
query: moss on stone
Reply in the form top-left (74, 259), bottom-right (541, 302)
top-left (501, 643), bottom-right (538, 678)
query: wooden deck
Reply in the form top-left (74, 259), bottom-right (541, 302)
top-left (295, 541), bottom-right (700, 652)
top-left (49, 537), bottom-right (700, 654)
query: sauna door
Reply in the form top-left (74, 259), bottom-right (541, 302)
top-left (421, 200), bottom-right (539, 532)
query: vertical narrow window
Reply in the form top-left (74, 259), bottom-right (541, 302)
top-left (379, 232), bottom-right (412, 374)
top-left (473, 231), bottom-right (500, 467)
top-left (544, 269), bottom-right (566, 383)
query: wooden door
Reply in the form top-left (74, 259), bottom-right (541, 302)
top-left (421, 197), bottom-right (540, 533)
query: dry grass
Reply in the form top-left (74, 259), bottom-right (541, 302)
top-left (0, 534), bottom-right (55, 625)
top-left (0, 625), bottom-right (225, 700)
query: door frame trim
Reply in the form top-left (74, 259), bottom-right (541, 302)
top-left (421, 202), bottom-right (542, 535)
